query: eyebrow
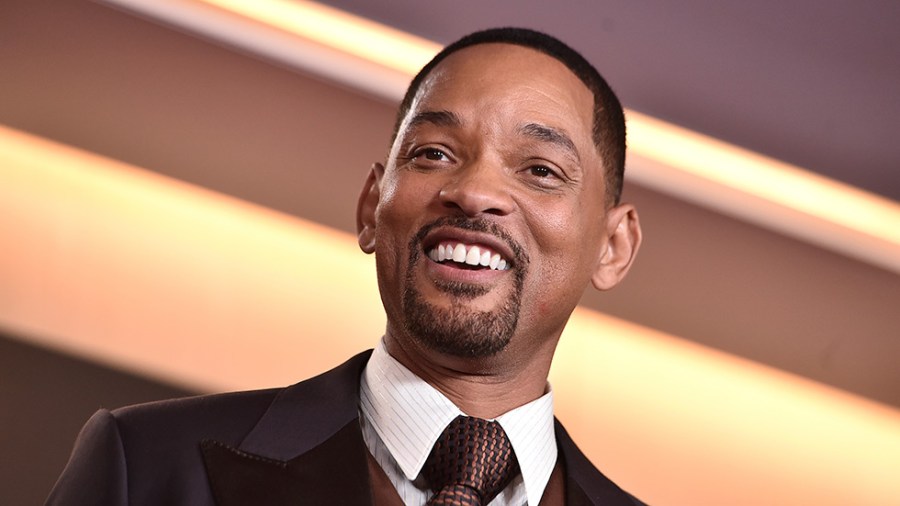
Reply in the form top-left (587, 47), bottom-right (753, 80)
top-left (406, 110), bottom-right (462, 130)
top-left (519, 123), bottom-right (580, 163)
top-left (405, 113), bottom-right (582, 164)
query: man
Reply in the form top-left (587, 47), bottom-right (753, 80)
top-left (48, 27), bottom-right (643, 505)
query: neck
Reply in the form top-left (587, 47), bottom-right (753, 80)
top-left (383, 330), bottom-right (558, 419)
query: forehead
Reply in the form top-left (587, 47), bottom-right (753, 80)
top-left (403, 43), bottom-right (595, 142)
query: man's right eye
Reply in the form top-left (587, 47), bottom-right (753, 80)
top-left (416, 148), bottom-right (449, 161)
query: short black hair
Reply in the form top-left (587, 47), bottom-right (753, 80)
top-left (391, 27), bottom-right (627, 204)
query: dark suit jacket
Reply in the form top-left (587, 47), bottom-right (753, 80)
top-left (47, 351), bottom-right (645, 505)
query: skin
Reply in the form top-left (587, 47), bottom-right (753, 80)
top-left (357, 43), bottom-right (641, 419)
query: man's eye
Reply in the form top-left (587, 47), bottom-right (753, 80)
top-left (417, 148), bottom-right (448, 161)
top-left (529, 166), bottom-right (554, 177)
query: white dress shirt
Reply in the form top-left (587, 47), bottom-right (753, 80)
top-left (359, 341), bottom-right (557, 505)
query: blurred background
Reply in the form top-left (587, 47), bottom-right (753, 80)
top-left (1, 1), bottom-right (898, 504)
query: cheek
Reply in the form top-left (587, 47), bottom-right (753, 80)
top-left (374, 184), bottom-right (411, 239)
top-left (528, 203), bottom-right (591, 261)
top-left (376, 172), bottom-right (435, 224)
top-left (372, 175), bottom-right (433, 273)
top-left (534, 300), bottom-right (557, 318)
top-left (522, 203), bottom-right (602, 296)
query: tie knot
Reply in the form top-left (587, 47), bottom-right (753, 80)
top-left (423, 416), bottom-right (520, 506)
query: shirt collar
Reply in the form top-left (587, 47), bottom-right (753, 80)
top-left (360, 341), bottom-right (558, 504)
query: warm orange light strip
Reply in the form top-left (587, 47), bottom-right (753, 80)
top-left (0, 123), bottom-right (386, 391)
top-left (3, 124), bottom-right (900, 505)
top-left (195, 0), bottom-right (439, 75)
top-left (626, 112), bottom-right (900, 272)
top-left (98, 0), bottom-right (900, 273)
top-left (554, 310), bottom-right (900, 505)
top-left (629, 112), bottom-right (900, 237)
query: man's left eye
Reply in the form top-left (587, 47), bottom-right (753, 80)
top-left (529, 166), bottom-right (554, 177)
top-left (419, 148), bottom-right (448, 161)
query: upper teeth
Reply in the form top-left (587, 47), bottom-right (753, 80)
top-left (427, 243), bottom-right (509, 270)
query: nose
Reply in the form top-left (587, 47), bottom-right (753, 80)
top-left (438, 159), bottom-right (515, 217)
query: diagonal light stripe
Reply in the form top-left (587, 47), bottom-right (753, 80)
top-left (626, 111), bottom-right (900, 272)
top-left (195, 0), bottom-right (439, 75)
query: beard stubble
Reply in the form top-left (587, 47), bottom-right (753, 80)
top-left (400, 216), bottom-right (528, 358)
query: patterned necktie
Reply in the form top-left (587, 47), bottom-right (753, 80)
top-left (422, 415), bottom-right (521, 506)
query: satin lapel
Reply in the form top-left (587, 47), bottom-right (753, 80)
top-left (240, 350), bottom-right (373, 460)
top-left (199, 351), bottom-right (374, 505)
top-left (556, 420), bottom-right (643, 506)
top-left (201, 420), bottom-right (371, 506)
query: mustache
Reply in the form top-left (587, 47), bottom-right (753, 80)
top-left (408, 215), bottom-right (529, 269)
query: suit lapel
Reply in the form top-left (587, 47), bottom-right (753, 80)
top-left (200, 351), bottom-right (374, 505)
top-left (239, 351), bottom-right (372, 460)
top-left (201, 421), bottom-right (371, 505)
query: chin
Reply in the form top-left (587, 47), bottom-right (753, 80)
top-left (402, 290), bottom-right (519, 359)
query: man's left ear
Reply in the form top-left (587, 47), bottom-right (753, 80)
top-left (356, 163), bottom-right (384, 254)
top-left (591, 203), bottom-right (642, 291)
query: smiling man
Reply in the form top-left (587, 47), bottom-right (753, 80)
top-left (48, 28), bottom-right (643, 506)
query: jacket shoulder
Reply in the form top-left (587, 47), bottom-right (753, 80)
top-left (113, 387), bottom-right (282, 447)
top-left (47, 388), bottom-right (282, 506)
top-left (48, 350), bottom-right (373, 505)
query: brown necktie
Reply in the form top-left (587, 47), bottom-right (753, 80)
top-left (423, 415), bottom-right (520, 506)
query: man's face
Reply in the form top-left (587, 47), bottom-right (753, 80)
top-left (363, 43), bottom-right (618, 363)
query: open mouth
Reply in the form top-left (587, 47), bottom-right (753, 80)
top-left (426, 241), bottom-right (510, 271)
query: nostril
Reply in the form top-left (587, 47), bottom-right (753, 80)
top-left (439, 188), bottom-right (511, 217)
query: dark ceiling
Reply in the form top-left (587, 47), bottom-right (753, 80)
top-left (321, 0), bottom-right (900, 201)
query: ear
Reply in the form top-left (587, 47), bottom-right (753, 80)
top-left (591, 203), bottom-right (642, 291)
top-left (356, 163), bottom-right (384, 254)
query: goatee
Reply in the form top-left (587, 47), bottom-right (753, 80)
top-left (401, 216), bottom-right (528, 358)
